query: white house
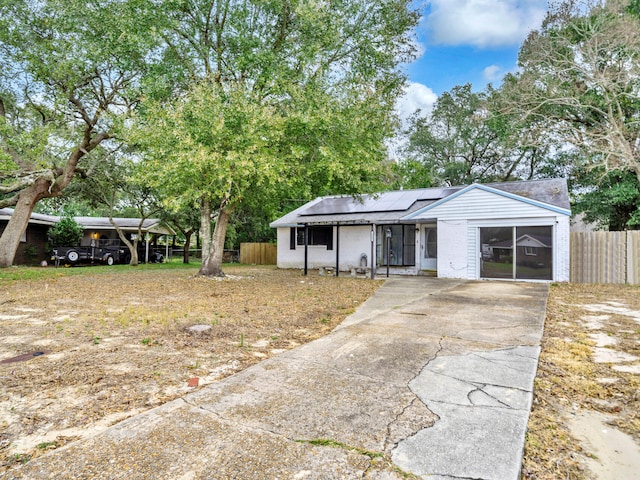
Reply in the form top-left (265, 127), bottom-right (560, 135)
top-left (270, 178), bottom-right (571, 282)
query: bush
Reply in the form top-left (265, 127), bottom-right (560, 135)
top-left (47, 215), bottom-right (83, 246)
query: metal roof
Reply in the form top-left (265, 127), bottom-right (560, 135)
top-left (0, 208), bottom-right (175, 235)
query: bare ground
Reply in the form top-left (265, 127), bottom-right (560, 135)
top-left (0, 265), bottom-right (381, 473)
top-left (522, 283), bottom-right (640, 480)
top-left (1, 267), bottom-right (639, 478)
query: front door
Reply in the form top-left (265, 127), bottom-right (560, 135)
top-left (421, 226), bottom-right (437, 271)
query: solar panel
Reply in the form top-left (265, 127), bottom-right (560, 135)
top-left (302, 190), bottom-right (430, 216)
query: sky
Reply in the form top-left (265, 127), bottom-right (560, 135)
top-left (396, 0), bottom-right (549, 122)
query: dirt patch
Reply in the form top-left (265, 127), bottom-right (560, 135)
top-left (522, 283), bottom-right (640, 479)
top-left (0, 265), bottom-right (381, 473)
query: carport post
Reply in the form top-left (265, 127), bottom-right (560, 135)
top-left (370, 224), bottom-right (375, 279)
top-left (335, 223), bottom-right (339, 277)
top-left (303, 224), bottom-right (308, 276)
top-left (386, 227), bottom-right (392, 278)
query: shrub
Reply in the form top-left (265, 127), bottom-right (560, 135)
top-left (48, 215), bottom-right (83, 246)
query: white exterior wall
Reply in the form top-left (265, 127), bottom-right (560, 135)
top-left (437, 220), bottom-right (469, 278)
top-left (556, 215), bottom-right (570, 282)
top-left (276, 226), bottom-right (372, 271)
top-left (337, 225), bottom-right (374, 270)
top-left (414, 188), bottom-right (571, 281)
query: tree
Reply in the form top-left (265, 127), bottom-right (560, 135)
top-left (400, 84), bottom-right (551, 187)
top-left (134, 0), bottom-right (418, 276)
top-left (501, 0), bottom-right (640, 181)
top-left (71, 156), bottom-right (163, 265)
top-left (160, 200), bottom-right (201, 264)
top-left (573, 167), bottom-right (640, 230)
top-left (135, 82), bottom-right (285, 275)
top-left (47, 215), bottom-right (83, 247)
top-left (0, 0), bottom-right (155, 267)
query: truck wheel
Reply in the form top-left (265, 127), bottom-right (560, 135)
top-left (65, 249), bottom-right (80, 264)
top-left (106, 255), bottom-right (114, 266)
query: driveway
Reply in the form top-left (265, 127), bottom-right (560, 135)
top-left (10, 277), bottom-right (548, 480)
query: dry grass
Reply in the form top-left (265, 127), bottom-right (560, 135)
top-left (0, 265), bottom-right (381, 473)
top-left (521, 283), bottom-right (640, 479)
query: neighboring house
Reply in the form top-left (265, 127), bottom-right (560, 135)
top-left (270, 178), bottom-right (571, 282)
top-left (0, 208), bottom-right (175, 265)
top-left (0, 209), bottom-right (56, 265)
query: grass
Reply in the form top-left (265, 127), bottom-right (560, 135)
top-left (0, 258), bottom-right (198, 283)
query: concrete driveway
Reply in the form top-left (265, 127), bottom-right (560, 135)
top-left (10, 277), bottom-right (548, 480)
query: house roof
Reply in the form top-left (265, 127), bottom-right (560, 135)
top-left (0, 208), bottom-right (175, 235)
top-left (489, 234), bottom-right (552, 248)
top-left (270, 178), bottom-right (571, 227)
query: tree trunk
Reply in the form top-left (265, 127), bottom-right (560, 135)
top-left (109, 217), bottom-right (141, 266)
top-left (183, 230), bottom-right (193, 264)
top-left (198, 197), bottom-right (231, 277)
top-left (0, 179), bottom-right (51, 267)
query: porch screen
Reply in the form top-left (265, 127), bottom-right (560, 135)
top-left (480, 226), bottom-right (552, 280)
top-left (376, 225), bottom-right (415, 267)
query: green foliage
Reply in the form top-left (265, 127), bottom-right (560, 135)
top-left (400, 84), bottom-right (552, 188)
top-left (47, 215), bottom-right (83, 246)
top-left (135, 81), bottom-right (286, 210)
top-left (501, 1), bottom-right (640, 180)
top-left (23, 244), bottom-right (38, 263)
top-left (129, 0), bottom-right (417, 274)
top-left (573, 168), bottom-right (640, 231)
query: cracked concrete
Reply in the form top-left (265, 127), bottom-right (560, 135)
top-left (9, 277), bottom-right (547, 480)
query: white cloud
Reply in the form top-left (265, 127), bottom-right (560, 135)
top-left (483, 64), bottom-right (502, 81)
top-left (425, 0), bottom-right (546, 48)
top-left (395, 82), bottom-right (438, 125)
top-left (389, 82), bottom-right (437, 160)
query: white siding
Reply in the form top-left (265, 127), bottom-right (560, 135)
top-left (413, 188), bottom-right (566, 221)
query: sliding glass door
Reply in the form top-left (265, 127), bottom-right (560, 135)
top-left (480, 226), bottom-right (552, 280)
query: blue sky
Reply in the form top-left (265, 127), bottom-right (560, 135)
top-left (396, 0), bottom-right (549, 120)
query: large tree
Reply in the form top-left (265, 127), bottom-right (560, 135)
top-left (500, 0), bottom-right (640, 181)
top-left (400, 84), bottom-right (551, 187)
top-left (135, 0), bottom-right (418, 276)
top-left (0, 0), bottom-right (155, 267)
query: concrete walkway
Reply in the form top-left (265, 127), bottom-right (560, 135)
top-left (10, 277), bottom-right (548, 480)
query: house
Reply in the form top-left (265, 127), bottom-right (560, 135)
top-left (270, 178), bottom-right (571, 282)
top-left (0, 209), bottom-right (56, 265)
top-left (0, 208), bottom-right (175, 265)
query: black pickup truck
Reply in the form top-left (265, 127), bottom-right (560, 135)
top-left (51, 240), bottom-right (164, 266)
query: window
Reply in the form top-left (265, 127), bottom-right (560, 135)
top-left (292, 226), bottom-right (333, 250)
top-left (480, 226), bottom-right (552, 280)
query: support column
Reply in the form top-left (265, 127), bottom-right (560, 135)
top-left (304, 224), bottom-right (308, 276)
top-left (335, 223), bottom-right (340, 277)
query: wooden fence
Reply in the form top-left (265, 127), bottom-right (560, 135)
top-left (571, 231), bottom-right (640, 284)
top-left (240, 242), bottom-right (277, 265)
